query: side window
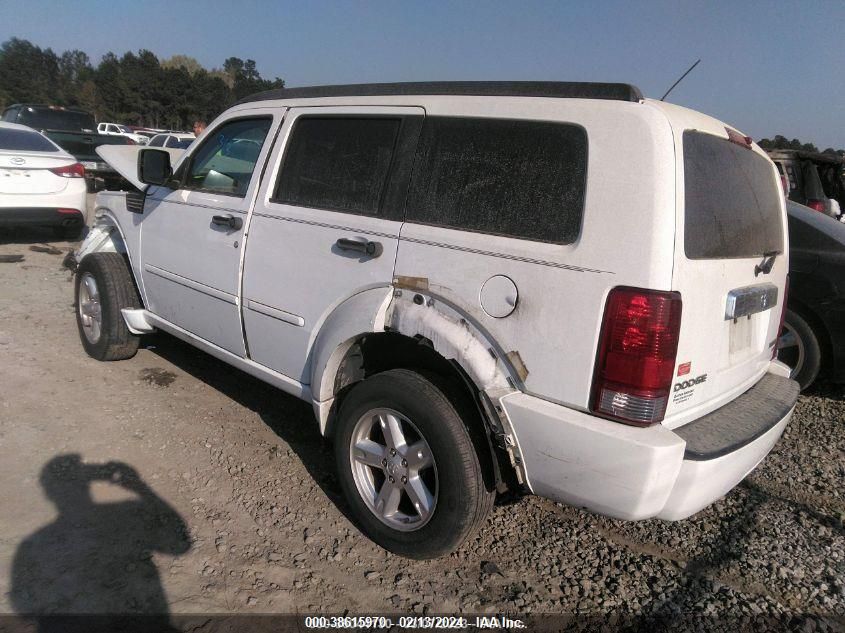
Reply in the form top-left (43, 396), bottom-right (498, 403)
top-left (183, 117), bottom-right (272, 197)
top-left (405, 117), bottom-right (588, 244)
top-left (273, 117), bottom-right (401, 217)
top-left (148, 136), bottom-right (164, 147)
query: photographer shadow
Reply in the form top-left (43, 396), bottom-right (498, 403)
top-left (10, 454), bottom-right (190, 633)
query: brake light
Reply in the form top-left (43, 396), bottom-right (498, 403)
top-left (773, 276), bottom-right (789, 359)
top-left (592, 287), bottom-right (683, 426)
top-left (780, 175), bottom-right (789, 197)
top-left (807, 199), bottom-right (826, 213)
top-left (726, 128), bottom-right (753, 148)
top-left (49, 163), bottom-right (85, 178)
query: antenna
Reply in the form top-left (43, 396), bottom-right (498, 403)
top-left (660, 59), bottom-right (701, 101)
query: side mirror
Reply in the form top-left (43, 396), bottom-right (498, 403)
top-left (138, 148), bottom-right (173, 187)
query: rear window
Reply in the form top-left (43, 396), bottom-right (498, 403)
top-left (0, 128), bottom-right (59, 153)
top-left (14, 107), bottom-right (96, 132)
top-left (405, 117), bottom-right (587, 244)
top-left (684, 131), bottom-right (784, 259)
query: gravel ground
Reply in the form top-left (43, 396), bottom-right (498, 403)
top-left (0, 218), bottom-right (843, 631)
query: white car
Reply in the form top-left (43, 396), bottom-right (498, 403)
top-left (0, 121), bottom-right (87, 238)
top-left (146, 133), bottom-right (195, 149)
top-left (97, 122), bottom-right (148, 145)
top-left (72, 82), bottom-right (798, 559)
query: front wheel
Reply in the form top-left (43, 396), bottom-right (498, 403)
top-left (74, 252), bottom-right (141, 361)
top-left (334, 369), bottom-right (494, 559)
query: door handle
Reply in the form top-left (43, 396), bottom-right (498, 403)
top-left (335, 237), bottom-right (382, 257)
top-left (211, 214), bottom-right (243, 230)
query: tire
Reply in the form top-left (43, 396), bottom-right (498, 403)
top-left (74, 252), bottom-right (141, 361)
top-left (778, 308), bottom-right (822, 391)
top-left (334, 369), bottom-right (494, 559)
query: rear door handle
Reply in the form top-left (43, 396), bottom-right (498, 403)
top-left (211, 214), bottom-right (243, 230)
top-left (335, 236), bottom-right (382, 257)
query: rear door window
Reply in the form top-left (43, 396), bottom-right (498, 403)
top-left (683, 131), bottom-right (784, 259)
top-left (404, 117), bottom-right (588, 244)
top-left (273, 117), bottom-right (402, 217)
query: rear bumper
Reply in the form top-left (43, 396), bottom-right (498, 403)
top-left (0, 207), bottom-right (84, 228)
top-left (501, 369), bottom-right (799, 521)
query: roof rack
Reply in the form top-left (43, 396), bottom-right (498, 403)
top-left (236, 81), bottom-right (644, 105)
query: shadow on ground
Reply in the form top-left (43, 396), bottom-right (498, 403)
top-left (145, 333), bottom-right (353, 521)
top-left (0, 226), bottom-right (83, 246)
top-left (9, 454), bottom-right (190, 632)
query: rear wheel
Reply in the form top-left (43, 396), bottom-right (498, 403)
top-left (334, 369), bottom-right (494, 559)
top-left (74, 253), bottom-right (141, 361)
top-left (778, 308), bottom-right (821, 391)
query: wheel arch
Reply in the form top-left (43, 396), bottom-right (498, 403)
top-left (75, 206), bottom-right (146, 307)
top-left (310, 287), bottom-right (528, 494)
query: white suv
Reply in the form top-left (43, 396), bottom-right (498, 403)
top-left (71, 82), bottom-right (799, 559)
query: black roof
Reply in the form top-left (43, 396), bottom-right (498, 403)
top-left (236, 81), bottom-right (643, 105)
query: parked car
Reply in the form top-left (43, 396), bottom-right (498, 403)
top-left (768, 150), bottom-right (845, 219)
top-left (778, 200), bottom-right (845, 389)
top-left (70, 81), bottom-right (798, 558)
top-left (97, 122), bottom-right (149, 145)
top-left (146, 133), bottom-right (195, 149)
top-left (0, 121), bottom-right (86, 238)
top-left (1, 104), bottom-right (132, 191)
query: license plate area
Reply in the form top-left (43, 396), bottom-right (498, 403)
top-left (725, 283), bottom-right (778, 320)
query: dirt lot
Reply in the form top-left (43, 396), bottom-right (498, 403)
top-left (0, 213), bottom-right (844, 629)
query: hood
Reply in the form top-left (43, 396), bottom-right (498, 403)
top-left (95, 145), bottom-right (185, 191)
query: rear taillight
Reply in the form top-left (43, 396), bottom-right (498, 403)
top-left (780, 175), bottom-right (789, 196)
top-left (773, 276), bottom-right (789, 359)
top-left (124, 137), bottom-right (136, 145)
top-left (807, 199), bottom-right (826, 213)
top-left (591, 287), bottom-right (683, 426)
top-left (49, 163), bottom-right (85, 178)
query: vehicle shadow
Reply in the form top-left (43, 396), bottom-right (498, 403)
top-left (145, 333), bottom-right (354, 522)
top-left (9, 454), bottom-right (190, 633)
top-left (0, 225), bottom-right (83, 246)
top-left (804, 378), bottom-right (845, 402)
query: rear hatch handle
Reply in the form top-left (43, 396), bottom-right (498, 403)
top-left (755, 251), bottom-right (779, 277)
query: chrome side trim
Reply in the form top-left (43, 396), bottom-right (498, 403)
top-left (245, 298), bottom-right (305, 327)
top-left (143, 264), bottom-right (237, 305)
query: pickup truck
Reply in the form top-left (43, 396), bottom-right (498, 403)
top-left (1, 104), bottom-right (133, 191)
top-left (97, 122), bottom-right (150, 145)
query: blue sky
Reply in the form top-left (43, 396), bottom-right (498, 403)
top-left (2, 1), bottom-right (844, 148)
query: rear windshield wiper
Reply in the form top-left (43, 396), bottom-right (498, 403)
top-left (754, 250), bottom-right (779, 277)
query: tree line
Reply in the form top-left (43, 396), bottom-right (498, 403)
top-left (758, 135), bottom-right (844, 157)
top-left (0, 38), bottom-right (284, 131)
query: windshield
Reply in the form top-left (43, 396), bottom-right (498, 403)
top-left (683, 131), bottom-right (784, 259)
top-left (171, 138), bottom-right (194, 149)
top-left (0, 128), bottom-right (60, 152)
top-left (15, 107), bottom-right (96, 132)
top-left (117, 125), bottom-right (132, 133)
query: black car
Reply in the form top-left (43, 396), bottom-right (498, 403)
top-left (778, 201), bottom-right (845, 389)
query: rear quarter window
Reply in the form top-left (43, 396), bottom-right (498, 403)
top-left (405, 117), bottom-right (587, 244)
top-left (683, 131), bottom-right (784, 259)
